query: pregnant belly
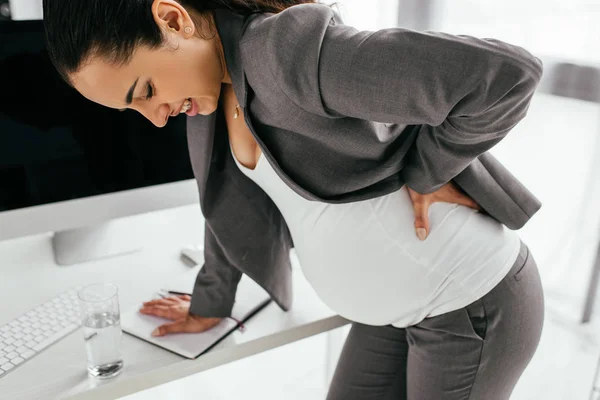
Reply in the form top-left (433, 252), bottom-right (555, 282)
top-left (287, 186), bottom-right (465, 325)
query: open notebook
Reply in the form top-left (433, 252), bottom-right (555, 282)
top-left (121, 267), bottom-right (272, 359)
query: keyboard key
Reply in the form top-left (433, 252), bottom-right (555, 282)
top-left (0, 358), bottom-right (7, 365)
top-left (12, 332), bottom-right (24, 339)
top-left (21, 350), bottom-right (35, 359)
top-left (0, 351), bottom-right (5, 358)
top-left (12, 357), bottom-right (24, 365)
top-left (22, 334), bottom-right (33, 341)
top-left (26, 341), bottom-right (37, 348)
top-left (1, 362), bottom-right (14, 371)
top-left (33, 327), bottom-right (77, 352)
top-left (6, 352), bottom-right (17, 360)
top-left (16, 346), bottom-right (28, 353)
top-left (3, 338), bottom-right (14, 345)
top-left (49, 326), bottom-right (62, 335)
top-left (13, 340), bottom-right (24, 347)
top-left (4, 346), bottom-right (15, 353)
top-left (34, 335), bottom-right (45, 343)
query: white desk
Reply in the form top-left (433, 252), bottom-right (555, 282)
top-left (0, 205), bottom-right (350, 400)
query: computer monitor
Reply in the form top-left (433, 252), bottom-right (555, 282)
top-left (0, 19), bottom-right (200, 265)
top-left (7, 0), bottom-right (42, 21)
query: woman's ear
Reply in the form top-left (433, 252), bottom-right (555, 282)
top-left (151, 0), bottom-right (192, 36)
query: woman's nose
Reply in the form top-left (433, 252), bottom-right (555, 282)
top-left (139, 103), bottom-right (170, 128)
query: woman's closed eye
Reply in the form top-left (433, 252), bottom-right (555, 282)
top-left (143, 81), bottom-right (154, 100)
top-left (118, 81), bottom-right (153, 112)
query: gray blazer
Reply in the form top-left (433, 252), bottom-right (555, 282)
top-left (186, 4), bottom-right (544, 318)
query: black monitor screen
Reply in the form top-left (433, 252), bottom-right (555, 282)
top-left (0, 20), bottom-right (194, 212)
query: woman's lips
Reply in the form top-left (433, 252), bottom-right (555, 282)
top-left (186, 98), bottom-right (199, 116)
top-left (172, 98), bottom-right (191, 116)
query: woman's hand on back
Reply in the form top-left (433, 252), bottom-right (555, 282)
top-left (139, 295), bottom-right (222, 337)
top-left (407, 181), bottom-right (482, 241)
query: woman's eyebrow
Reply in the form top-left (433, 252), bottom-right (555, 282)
top-left (124, 77), bottom-right (140, 105)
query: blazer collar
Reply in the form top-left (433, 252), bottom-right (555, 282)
top-left (213, 8), bottom-right (253, 109)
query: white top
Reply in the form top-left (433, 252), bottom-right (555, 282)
top-left (231, 147), bottom-right (521, 327)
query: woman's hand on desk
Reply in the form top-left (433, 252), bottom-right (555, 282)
top-left (407, 181), bottom-right (482, 241)
top-left (139, 295), bottom-right (222, 337)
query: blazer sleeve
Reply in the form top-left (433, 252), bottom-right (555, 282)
top-left (188, 221), bottom-right (243, 318)
top-left (185, 96), bottom-right (297, 318)
top-left (267, 4), bottom-right (543, 194)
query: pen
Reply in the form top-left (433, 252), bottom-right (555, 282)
top-left (160, 289), bottom-right (192, 296)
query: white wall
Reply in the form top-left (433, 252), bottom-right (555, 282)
top-left (332, 0), bottom-right (400, 31)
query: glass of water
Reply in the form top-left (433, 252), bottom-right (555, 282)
top-left (78, 283), bottom-right (124, 379)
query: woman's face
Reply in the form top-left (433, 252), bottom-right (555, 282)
top-left (71, 0), bottom-right (229, 128)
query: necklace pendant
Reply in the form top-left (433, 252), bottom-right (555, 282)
top-left (233, 104), bottom-right (240, 119)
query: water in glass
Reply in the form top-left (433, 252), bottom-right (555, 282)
top-left (83, 311), bottom-right (123, 378)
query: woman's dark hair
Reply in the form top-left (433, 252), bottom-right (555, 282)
top-left (42, 0), bottom-right (328, 86)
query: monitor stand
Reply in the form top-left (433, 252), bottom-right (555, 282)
top-left (52, 219), bottom-right (143, 266)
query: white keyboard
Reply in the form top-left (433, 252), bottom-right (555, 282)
top-left (0, 288), bottom-right (82, 379)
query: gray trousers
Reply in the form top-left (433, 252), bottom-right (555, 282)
top-left (326, 239), bottom-right (545, 400)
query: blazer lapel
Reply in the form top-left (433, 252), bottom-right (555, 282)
top-left (186, 111), bottom-right (215, 213)
top-left (186, 9), bottom-right (250, 209)
top-left (211, 9), bottom-right (318, 201)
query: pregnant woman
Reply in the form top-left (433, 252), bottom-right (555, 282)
top-left (43, 0), bottom-right (545, 398)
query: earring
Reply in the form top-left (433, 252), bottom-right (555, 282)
top-left (184, 26), bottom-right (192, 34)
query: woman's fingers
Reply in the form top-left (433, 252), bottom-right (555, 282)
top-left (139, 294), bottom-right (191, 322)
top-left (152, 318), bottom-right (189, 336)
top-left (407, 187), bottom-right (430, 240)
top-left (446, 181), bottom-right (482, 211)
top-left (143, 296), bottom-right (179, 307)
top-left (139, 305), bottom-right (177, 319)
top-left (151, 315), bottom-right (223, 337)
top-left (139, 305), bottom-right (169, 314)
top-left (464, 196), bottom-right (482, 211)
top-left (407, 181), bottom-right (483, 242)
top-left (412, 201), bottom-right (429, 240)
top-left (142, 299), bottom-right (166, 306)
top-left (161, 297), bottom-right (181, 304)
